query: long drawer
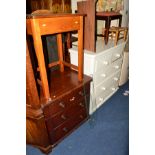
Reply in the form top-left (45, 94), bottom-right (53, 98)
top-left (46, 98), bottom-right (87, 130)
top-left (43, 85), bottom-right (90, 118)
top-left (49, 108), bottom-right (87, 144)
top-left (94, 70), bottom-right (121, 96)
top-left (94, 58), bottom-right (122, 86)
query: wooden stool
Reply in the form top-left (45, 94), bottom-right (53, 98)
top-left (102, 27), bottom-right (128, 46)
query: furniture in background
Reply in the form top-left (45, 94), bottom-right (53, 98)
top-left (77, 0), bottom-right (96, 52)
top-left (26, 13), bottom-right (92, 153)
top-left (26, 0), bottom-right (71, 14)
top-left (96, 11), bottom-right (122, 45)
top-left (70, 41), bottom-right (126, 114)
top-left (26, 0), bottom-right (72, 63)
top-left (102, 26), bottom-right (128, 46)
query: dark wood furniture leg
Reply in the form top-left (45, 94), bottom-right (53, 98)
top-left (105, 17), bottom-right (111, 45)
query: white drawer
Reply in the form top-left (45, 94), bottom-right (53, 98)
top-left (111, 58), bottom-right (123, 73)
top-left (96, 89), bottom-right (111, 106)
top-left (111, 43), bottom-right (125, 62)
top-left (95, 83), bottom-right (119, 106)
top-left (94, 52), bottom-right (112, 73)
top-left (93, 58), bottom-right (122, 86)
top-left (93, 66), bottom-right (111, 86)
top-left (94, 70), bottom-right (121, 96)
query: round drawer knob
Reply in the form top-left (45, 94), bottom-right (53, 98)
top-left (103, 61), bottom-right (108, 65)
top-left (114, 65), bottom-right (119, 69)
top-left (99, 97), bottom-right (103, 101)
top-left (101, 87), bottom-right (106, 90)
top-left (114, 77), bottom-right (119, 81)
top-left (101, 73), bottom-right (106, 77)
top-left (115, 54), bottom-right (121, 57)
top-left (74, 21), bottom-right (79, 24)
top-left (111, 87), bottom-right (116, 91)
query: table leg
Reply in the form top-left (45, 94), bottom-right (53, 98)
top-left (119, 16), bottom-right (122, 27)
top-left (105, 17), bottom-right (111, 45)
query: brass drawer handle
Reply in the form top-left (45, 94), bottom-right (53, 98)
top-left (79, 91), bottom-right (84, 96)
top-left (79, 115), bottom-right (84, 119)
top-left (79, 102), bottom-right (84, 107)
top-left (70, 96), bottom-right (75, 101)
top-left (59, 102), bottom-right (65, 108)
top-left (61, 114), bottom-right (67, 120)
top-left (63, 127), bottom-right (68, 132)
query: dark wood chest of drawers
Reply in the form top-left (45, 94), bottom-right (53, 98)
top-left (42, 68), bottom-right (91, 146)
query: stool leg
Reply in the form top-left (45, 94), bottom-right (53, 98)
top-left (115, 30), bottom-right (119, 46)
top-left (124, 29), bottom-right (128, 41)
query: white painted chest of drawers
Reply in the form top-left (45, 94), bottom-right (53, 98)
top-left (69, 41), bottom-right (126, 114)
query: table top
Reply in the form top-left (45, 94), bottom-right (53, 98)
top-left (96, 11), bottom-right (122, 17)
top-left (26, 13), bottom-right (86, 19)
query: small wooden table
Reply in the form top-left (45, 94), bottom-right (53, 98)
top-left (96, 11), bottom-right (122, 44)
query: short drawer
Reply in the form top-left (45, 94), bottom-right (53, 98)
top-left (111, 42), bottom-right (125, 62)
top-left (94, 70), bottom-right (121, 96)
top-left (94, 52), bottom-right (112, 73)
top-left (46, 99), bottom-right (87, 130)
top-left (49, 109), bottom-right (87, 144)
top-left (111, 58), bottom-right (123, 73)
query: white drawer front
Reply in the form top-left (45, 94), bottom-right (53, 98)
top-left (111, 42), bottom-right (125, 62)
top-left (94, 70), bottom-right (121, 96)
top-left (111, 58), bottom-right (123, 73)
top-left (93, 66), bottom-right (111, 86)
top-left (93, 58), bottom-right (122, 86)
top-left (94, 52), bottom-right (112, 73)
top-left (96, 89), bottom-right (111, 106)
top-left (95, 83), bottom-right (119, 106)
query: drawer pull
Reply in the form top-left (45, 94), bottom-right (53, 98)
top-left (59, 102), bottom-right (65, 108)
top-left (111, 87), bottom-right (116, 91)
top-left (114, 65), bottom-right (119, 69)
top-left (74, 21), bottom-right (79, 24)
top-left (114, 77), bottom-right (119, 81)
top-left (61, 114), bottom-right (67, 120)
top-left (79, 115), bottom-right (84, 119)
top-left (79, 91), bottom-right (84, 96)
top-left (42, 24), bottom-right (46, 27)
top-left (101, 73), bottom-right (106, 77)
top-left (101, 87), bottom-right (106, 90)
top-left (99, 97), bottom-right (103, 102)
top-left (103, 61), bottom-right (108, 65)
top-left (63, 127), bottom-right (68, 132)
top-left (70, 97), bottom-right (75, 101)
top-left (79, 102), bottom-right (84, 107)
top-left (115, 54), bottom-right (121, 58)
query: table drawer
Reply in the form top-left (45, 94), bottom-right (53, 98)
top-left (44, 85), bottom-right (89, 118)
top-left (46, 99), bottom-right (87, 130)
top-left (38, 16), bottom-right (81, 35)
top-left (49, 109), bottom-right (87, 144)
